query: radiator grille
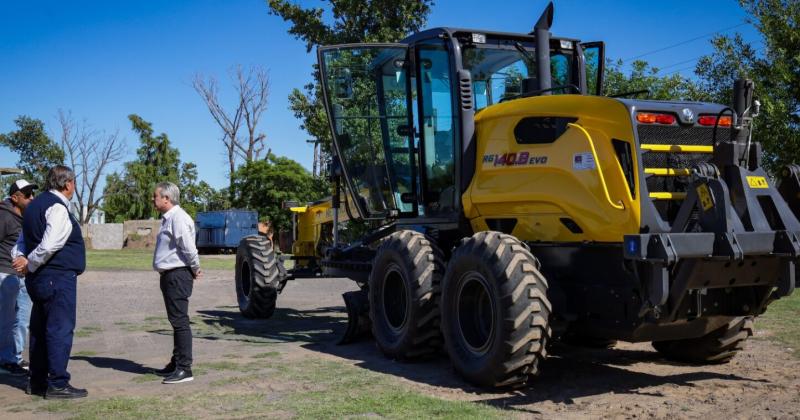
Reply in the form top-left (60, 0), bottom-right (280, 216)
top-left (638, 125), bottom-right (730, 221)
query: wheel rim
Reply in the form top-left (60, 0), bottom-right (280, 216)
top-left (456, 272), bottom-right (495, 355)
top-left (382, 263), bottom-right (409, 332)
top-left (240, 260), bottom-right (252, 298)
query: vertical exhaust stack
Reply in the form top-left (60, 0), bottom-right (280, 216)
top-left (533, 2), bottom-right (554, 95)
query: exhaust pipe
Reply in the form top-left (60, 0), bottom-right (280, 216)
top-left (533, 2), bottom-right (554, 95)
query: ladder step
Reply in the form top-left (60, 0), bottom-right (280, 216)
top-left (644, 168), bottom-right (692, 176)
top-left (641, 144), bottom-right (714, 153)
top-left (649, 192), bottom-right (687, 200)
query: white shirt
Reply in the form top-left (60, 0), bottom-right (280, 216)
top-left (11, 190), bottom-right (73, 273)
top-left (153, 205), bottom-right (200, 274)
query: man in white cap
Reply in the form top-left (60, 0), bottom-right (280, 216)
top-left (0, 179), bottom-right (37, 375)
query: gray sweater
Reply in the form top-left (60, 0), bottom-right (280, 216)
top-left (0, 200), bottom-right (22, 275)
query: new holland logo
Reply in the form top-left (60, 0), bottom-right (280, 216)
top-left (483, 152), bottom-right (548, 167)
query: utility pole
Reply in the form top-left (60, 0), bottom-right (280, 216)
top-left (306, 139), bottom-right (320, 177)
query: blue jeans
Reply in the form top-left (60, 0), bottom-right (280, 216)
top-left (0, 272), bottom-right (32, 365)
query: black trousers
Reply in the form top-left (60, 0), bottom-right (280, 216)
top-left (26, 271), bottom-right (77, 389)
top-left (159, 267), bottom-right (193, 369)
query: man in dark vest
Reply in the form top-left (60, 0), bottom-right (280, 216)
top-left (12, 165), bottom-right (87, 399)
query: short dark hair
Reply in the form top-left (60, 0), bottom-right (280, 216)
top-left (44, 165), bottom-right (75, 191)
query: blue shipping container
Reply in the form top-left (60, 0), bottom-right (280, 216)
top-left (195, 210), bottom-right (258, 250)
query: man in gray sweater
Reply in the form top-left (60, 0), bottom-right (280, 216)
top-left (0, 180), bottom-right (36, 375)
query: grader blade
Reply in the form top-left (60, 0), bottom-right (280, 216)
top-left (338, 290), bottom-right (371, 345)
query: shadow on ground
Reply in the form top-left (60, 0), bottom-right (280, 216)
top-left (163, 306), bottom-right (770, 408)
top-left (71, 356), bottom-right (152, 374)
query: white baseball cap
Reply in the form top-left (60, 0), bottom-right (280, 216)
top-left (8, 179), bottom-right (38, 196)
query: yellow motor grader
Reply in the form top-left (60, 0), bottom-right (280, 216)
top-left (235, 3), bottom-right (799, 387)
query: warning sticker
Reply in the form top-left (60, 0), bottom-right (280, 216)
top-left (696, 183), bottom-right (714, 211)
top-left (746, 176), bottom-right (769, 189)
top-left (573, 152), bottom-right (596, 170)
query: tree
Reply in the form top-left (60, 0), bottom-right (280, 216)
top-left (102, 115), bottom-right (183, 221)
top-left (57, 110), bottom-right (126, 224)
top-left (0, 116), bottom-right (64, 187)
top-left (232, 153), bottom-right (328, 231)
top-left (266, 0), bottom-right (434, 155)
top-left (193, 65), bottom-right (270, 199)
top-left (179, 162), bottom-right (219, 217)
top-left (603, 60), bottom-right (698, 100)
top-left (692, 0), bottom-right (800, 173)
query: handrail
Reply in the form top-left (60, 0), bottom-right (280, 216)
top-left (640, 144), bottom-right (714, 153)
top-left (649, 192), bottom-right (687, 200)
top-left (567, 123), bottom-right (625, 210)
top-left (644, 168), bottom-right (692, 176)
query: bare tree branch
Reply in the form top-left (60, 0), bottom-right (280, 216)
top-left (193, 65), bottom-right (270, 200)
top-left (57, 110), bottom-right (127, 224)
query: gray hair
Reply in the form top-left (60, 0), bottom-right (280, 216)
top-left (44, 165), bottom-right (75, 191)
top-left (155, 181), bottom-right (180, 205)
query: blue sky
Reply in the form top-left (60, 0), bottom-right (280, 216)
top-left (0, 0), bottom-right (762, 190)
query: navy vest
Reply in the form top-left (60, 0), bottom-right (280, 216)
top-left (22, 191), bottom-right (86, 276)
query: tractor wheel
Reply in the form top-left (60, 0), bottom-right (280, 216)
top-left (652, 316), bottom-right (754, 364)
top-left (368, 230), bottom-right (445, 359)
top-left (235, 236), bottom-right (282, 319)
top-left (441, 231), bottom-right (552, 388)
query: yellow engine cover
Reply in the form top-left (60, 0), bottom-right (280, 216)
top-left (463, 95), bottom-right (641, 243)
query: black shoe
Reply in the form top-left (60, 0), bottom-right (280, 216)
top-left (162, 368), bottom-right (193, 384)
top-left (45, 384), bottom-right (88, 399)
top-left (26, 381), bottom-right (46, 397)
top-left (1, 362), bottom-right (28, 376)
top-left (151, 361), bottom-right (176, 377)
top-left (19, 360), bottom-right (29, 370)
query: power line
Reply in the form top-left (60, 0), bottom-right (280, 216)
top-left (624, 22), bottom-right (749, 62)
top-left (657, 45), bottom-right (765, 76)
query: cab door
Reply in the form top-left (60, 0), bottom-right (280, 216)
top-left (318, 44), bottom-right (417, 219)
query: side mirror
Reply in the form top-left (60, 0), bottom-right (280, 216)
top-left (333, 69), bottom-right (353, 99)
top-left (580, 42), bottom-right (605, 96)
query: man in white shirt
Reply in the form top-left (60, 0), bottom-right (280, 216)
top-left (12, 166), bottom-right (87, 399)
top-left (150, 181), bottom-right (201, 384)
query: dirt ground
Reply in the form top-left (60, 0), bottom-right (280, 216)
top-left (0, 268), bottom-right (798, 419)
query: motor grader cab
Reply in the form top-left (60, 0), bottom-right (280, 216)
top-left (235, 2), bottom-right (799, 388)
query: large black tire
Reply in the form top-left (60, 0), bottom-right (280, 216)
top-left (441, 231), bottom-right (552, 388)
top-left (652, 316), bottom-right (754, 364)
top-left (235, 236), bottom-right (281, 319)
top-left (368, 230), bottom-right (445, 359)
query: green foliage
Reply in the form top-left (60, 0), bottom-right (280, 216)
top-left (232, 153), bottom-right (328, 231)
top-left (603, 60), bottom-right (698, 100)
top-left (102, 115), bottom-right (217, 222)
top-left (692, 0), bottom-right (800, 173)
top-left (0, 116), bottom-right (65, 187)
top-left (267, 0), bottom-right (434, 153)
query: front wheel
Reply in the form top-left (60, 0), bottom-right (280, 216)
top-left (441, 231), bottom-right (552, 388)
top-left (235, 236), bottom-right (282, 319)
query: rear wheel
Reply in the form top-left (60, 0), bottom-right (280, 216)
top-left (652, 317), bottom-right (753, 363)
top-left (441, 231), bottom-right (552, 388)
top-left (235, 236), bottom-right (282, 319)
top-left (368, 230), bottom-right (444, 359)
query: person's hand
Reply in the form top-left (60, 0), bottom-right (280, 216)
top-left (193, 269), bottom-right (203, 280)
top-left (12, 257), bottom-right (28, 276)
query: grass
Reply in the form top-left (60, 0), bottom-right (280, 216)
top-left (757, 292), bottom-right (800, 356)
top-left (74, 326), bottom-right (102, 338)
top-left (42, 357), bottom-right (505, 419)
top-left (86, 248), bottom-right (234, 271)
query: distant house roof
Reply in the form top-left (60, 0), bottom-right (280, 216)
top-left (0, 168), bottom-right (23, 175)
